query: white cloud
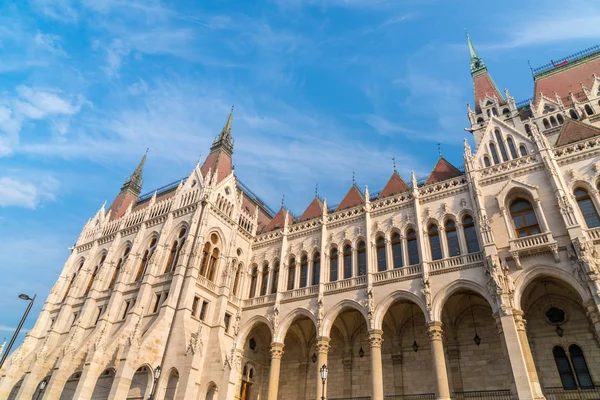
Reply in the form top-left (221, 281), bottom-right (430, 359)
top-left (34, 32), bottom-right (66, 56)
top-left (31, 0), bottom-right (78, 22)
top-left (16, 86), bottom-right (82, 118)
top-left (0, 176), bottom-right (58, 209)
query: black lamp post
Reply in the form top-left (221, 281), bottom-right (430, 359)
top-left (0, 293), bottom-right (36, 370)
top-left (147, 365), bottom-right (161, 400)
top-left (319, 364), bottom-right (328, 400)
top-left (35, 378), bottom-right (48, 400)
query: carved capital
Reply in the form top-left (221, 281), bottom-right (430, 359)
top-left (427, 321), bottom-right (444, 341)
top-left (315, 337), bottom-right (331, 354)
top-left (270, 342), bottom-right (284, 359)
top-left (512, 309), bottom-right (527, 332)
top-left (368, 329), bottom-right (383, 348)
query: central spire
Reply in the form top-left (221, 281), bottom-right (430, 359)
top-left (123, 149), bottom-right (147, 195)
top-left (466, 31), bottom-right (486, 75)
top-left (211, 106), bottom-right (234, 155)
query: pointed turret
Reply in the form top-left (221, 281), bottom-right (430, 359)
top-left (299, 196), bottom-right (324, 222)
top-left (107, 151), bottom-right (148, 220)
top-left (336, 185), bottom-right (364, 211)
top-left (466, 32), bottom-right (504, 113)
top-left (201, 108), bottom-right (235, 185)
top-left (264, 207), bottom-right (294, 232)
top-left (425, 157), bottom-right (463, 185)
top-left (379, 171), bottom-right (409, 198)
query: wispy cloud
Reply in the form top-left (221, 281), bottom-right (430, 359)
top-left (0, 176), bottom-right (58, 209)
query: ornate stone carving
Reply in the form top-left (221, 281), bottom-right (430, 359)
top-left (427, 322), bottom-right (444, 341)
top-left (317, 298), bottom-right (324, 330)
top-left (368, 331), bottom-right (383, 348)
top-left (421, 279), bottom-right (432, 313)
top-left (270, 343), bottom-right (284, 359)
top-left (186, 323), bottom-right (203, 356)
top-left (460, 198), bottom-right (467, 209)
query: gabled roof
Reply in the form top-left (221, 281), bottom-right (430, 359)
top-left (263, 208), bottom-right (293, 232)
top-left (298, 197), bottom-right (323, 222)
top-left (555, 118), bottom-right (600, 147)
top-left (425, 158), bottom-right (463, 185)
top-left (336, 185), bottom-right (364, 211)
top-left (379, 171), bottom-right (409, 198)
top-left (473, 73), bottom-right (504, 113)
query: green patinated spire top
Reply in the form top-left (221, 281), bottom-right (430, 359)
top-left (122, 149), bottom-right (148, 195)
top-left (466, 31), bottom-right (486, 75)
top-left (211, 106), bottom-right (234, 154)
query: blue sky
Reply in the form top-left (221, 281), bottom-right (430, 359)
top-left (1, 0), bottom-right (600, 352)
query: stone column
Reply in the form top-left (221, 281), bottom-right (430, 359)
top-left (427, 322), bottom-right (451, 400)
top-left (315, 336), bottom-right (330, 400)
top-left (267, 342), bottom-right (284, 400)
top-left (368, 330), bottom-right (384, 400)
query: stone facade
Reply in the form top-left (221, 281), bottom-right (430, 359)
top-left (3, 40), bottom-right (600, 400)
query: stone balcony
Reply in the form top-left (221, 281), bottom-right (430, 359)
top-left (586, 226), bottom-right (600, 244)
top-left (509, 232), bottom-right (559, 268)
top-left (429, 252), bottom-right (484, 275)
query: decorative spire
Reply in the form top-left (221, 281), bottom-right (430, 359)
top-left (411, 170), bottom-right (418, 188)
top-left (352, 170), bottom-right (356, 186)
top-left (281, 193), bottom-right (285, 209)
top-left (210, 106), bottom-right (234, 154)
top-left (466, 31), bottom-right (485, 75)
top-left (122, 149), bottom-right (148, 195)
top-left (463, 138), bottom-right (472, 156)
top-left (437, 143), bottom-right (443, 158)
top-left (392, 156), bottom-right (397, 172)
top-left (315, 183), bottom-right (319, 198)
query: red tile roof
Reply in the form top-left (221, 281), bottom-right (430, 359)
top-left (200, 150), bottom-right (233, 184)
top-left (336, 185), bottom-right (364, 211)
top-left (425, 158), bottom-right (463, 185)
top-left (473, 72), bottom-right (504, 112)
top-left (555, 118), bottom-right (600, 146)
top-left (298, 197), bottom-right (323, 222)
top-left (534, 55), bottom-right (600, 107)
top-left (264, 208), bottom-right (293, 232)
top-left (379, 171), bottom-right (409, 198)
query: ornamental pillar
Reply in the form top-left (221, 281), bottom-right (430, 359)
top-left (427, 322), bottom-right (451, 400)
top-left (315, 336), bottom-right (330, 400)
top-left (267, 342), bottom-right (284, 400)
top-left (368, 330), bottom-right (384, 400)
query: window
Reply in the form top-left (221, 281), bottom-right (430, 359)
top-left (585, 105), bottom-right (594, 116)
top-left (191, 296), bottom-right (200, 317)
top-left (557, 114), bottom-right (564, 124)
top-left (233, 263), bottom-right (242, 296)
top-left (300, 255), bottom-right (308, 288)
top-left (357, 241), bottom-right (366, 276)
top-left (136, 237), bottom-right (157, 282)
top-left (575, 189), bottom-right (600, 228)
top-left (249, 266), bottom-right (258, 298)
top-left (510, 198), bottom-right (540, 237)
top-left (392, 233), bottom-right (403, 269)
top-left (200, 242), bottom-right (211, 277)
top-left (495, 129), bottom-right (509, 162)
top-left (122, 301), bottom-right (131, 320)
top-left (445, 220), bottom-right (460, 256)
top-left (569, 344), bottom-right (594, 389)
top-left (207, 248), bottom-right (219, 282)
top-left (554, 346), bottom-right (577, 390)
top-left (72, 312), bottom-right (79, 325)
top-left (63, 274), bottom-right (76, 302)
top-left (550, 116), bottom-right (558, 127)
top-left (489, 143), bottom-right (500, 164)
top-left (199, 234), bottom-right (220, 282)
top-left (407, 229), bottom-right (419, 265)
top-left (95, 306), bottom-right (104, 325)
top-left (199, 301), bottom-right (209, 321)
top-left (312, 252), bottom-right (321, 285)
top-left (502, 108), bottom-right (510, 115)
top-left (165, 228), bottom-right (187, 273)
top-left (343, 245), bottom-right (352, 279)
top-left (271, 261), bottom-right (280, 294)
top-left (260, 262), bottom-right (269, 296)
top-left (506, 137), bottom-right (518, 159)
top-left (152, 293), bottom-right (161, 313)
top-left (483, 156), bottom-right (491, 167)
top-left (428, 225), bottom-right (442, 260)
top-left (477, 117), bottom-right (484, 123)
top-left (376, 236), bottom-right (387, 272)
top-left (287, 257), bottom-right (296, 290)
top-left (463, 215), bottom-right (480, 253)
top-left (330, 248), bottom-right (338, 281)
top-left (519, 145), bottom-right (527, 157)
top-left (570, 109), bottom-right (578, 119)
top-left (86, 254), bottom-right (105, 296)
top-left (525, 124), bottom-right (531, 135)
top-left (492, 107), bottom-right (498, 116)
top-left (543, 119), bottom-right (550, 129)
top-left (224, 313), bottom-right (232, 333)
top-left (109, 246), bottom-right (130, 289)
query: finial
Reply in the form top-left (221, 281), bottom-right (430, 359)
top-left (145, 147), bottom-right (149, 154)
top-left (392, 156), bottom-right (397, 172)
top-left (437, 143), bottom-right (442, 158)
top-left (527, 60), bottom-right (534, 77)
top-left (231, 105), bottom-right (235, 113)
top-left (315, 183), bottom-right (318, 197)
top-left (196, 153), bottom-right (202, 166)
top-left (281, 194), bottom-right (285, 209)
top-left (352, 170), bottom-right (356, 185)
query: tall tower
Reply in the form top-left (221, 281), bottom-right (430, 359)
top-left (467, 32), bottom-right (504, 114)
top-left (107, 151), bottom-right (147, 219)
top-left (200, 107), bottom-right (234, 185)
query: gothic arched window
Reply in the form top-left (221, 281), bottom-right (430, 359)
top-left (550, 116), bottom-right (558, 127)
top-left (165, 228), bottom-right (187, 274)
top-left (569, 344), bottom-right (594, 389)
top-left (553, 346), bottom-right (577, 390)
top-left (271, 261), bottom-right (280, 294)
top-left (233, 262), bottom-right (242, 296)
top-left (492, 107), bottom-right (498, 116)
top-left (300, 255), bottom-right (308, 288)
top-left (85, 254), bottom-right (105, 296)
top-left (357, 241), bottom-right (366, 276)
top-left (312, 252), bottom-right (321, 285)
top-left (495, 129), bottom-right (509, 162)
top-left (428, 225), bottom-right (442, 260)
top-left (343, 245), bottom-right (352, 279)
top-left (249, 266), bottom-right (258, 298)
top-left (574, 188), bottom-right (600, 228)
top-left (330, 248), bottom-right (338, 282)
top-left (519, 144), bottom-right (528, 157)
top-left (199, 233), bottom-right (221, 282)
top-left (64, 258), bottom-right (84, 301)
top-left (445, 220), bottom-right (460, 256)
top-left (463, 215), bottom-right (480, 253)
top-left (136, 237), bottom-right (157, 282)
top-left (489, 143), bottom-right (500, 164)
top-left (109, 246), bottom-right (130, 289)
top-left (483, 156), bottom-right (491, 167)
top-left (510, 198), bottom-right (540, 237)
top-left (557, 113), bottom-right (564, 124)
top-left (260, 262), bottom-right (269, 296)
top-left (543, 119), bottom-right (550, 129)
top-left (506, 137), bottom-right (518, 159)
top-left (585, 105), bottom-right (594, 116)
top-left (391, 232), bottom-right (403, 269)
top-left (406, 229), bottom-right (419, 265)
top-left (376, 236), bottom-right (387, 272)
top-left (525, 124), bottom-right (532, 135)
top-left (199, 242), bottom-right (211, 277)
top-left (287, 257), bottom-right (296, 290)
top-left (570, 109), bottom-right (578, 119)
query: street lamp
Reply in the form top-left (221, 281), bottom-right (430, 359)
top-left (147, 365), bottom-right (161, 400)
top-left (0, 293), bottom-right (36, 370)
top-left (319, 364), bottom-right (328, 400)
top-left (35, 378), bottom-right (48, 400)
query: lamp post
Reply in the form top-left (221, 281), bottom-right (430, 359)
top-left (147, 365), bottom-right (161, 400)
top-left (0, 294), bottom-right (36, 370)
top-left (319, 364), bottom-right (328, 400)
top-left (35, 378), bottom-right (48, 400)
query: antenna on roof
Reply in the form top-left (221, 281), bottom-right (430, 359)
top-left (392, 156), bottom-right (397, 172)
top-left (352, 170), bottom-right (356, 186)
top-left (437, 143), bottom-right (443, 158)
top-left (315, 183), bottom-right (318, 197)
top-left (281, 193), bottom-right (285, 209)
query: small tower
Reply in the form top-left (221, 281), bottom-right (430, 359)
top-left (107, 151), bottom-right (147, 219)
top-left (200, 108), bottom-right (235, 185)
top-left (467, 33), bottom-right (504, 114)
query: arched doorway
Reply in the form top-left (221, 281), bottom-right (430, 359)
top-left (126, 366), bottom-right (150, 400)
top-left (239, 322), bottom-right (271, 400)
top-left (441, 290), bottom-right (512, 398)
top-left (279, 315), bottom-right (317, 400)
top-left (520, 277), bottom-right (600, 397)
top-left (381, 299), bottom-right (432, 397)
top-left (91, 369), bottom-right (115, 400)
top-left (7, 379), bottom-right (23, 400)
top-left (59, 372), bottom-right (82, 400)
top-left (163, 368), bottom-right (179, 400)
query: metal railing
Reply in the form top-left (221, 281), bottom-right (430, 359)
top-left (385, 394), bottom-right (435, 400)
top-left (544, 387), bottom-right (600, 399)
top-left (532, 44), bottom-right (600, 76)
top-left (452, 390), bottom-right (512, 399)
